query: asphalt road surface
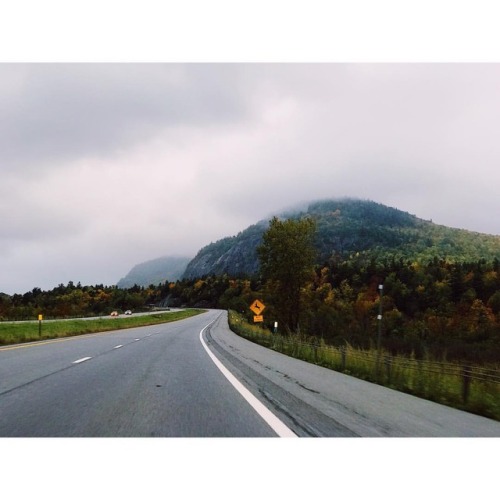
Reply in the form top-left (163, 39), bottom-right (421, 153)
top-left (0, 310), bottom-right (278, 437)
top-left (1, 309), bottom-right (499, 437)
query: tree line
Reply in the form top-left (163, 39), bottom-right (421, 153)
top-left (0, 281), bottom-right (163, 320)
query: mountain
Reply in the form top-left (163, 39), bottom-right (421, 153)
top-left (182, 220), bottom-right (267, 280)
top-left (182, 198), bottom-right (500, 279)
top-left (117, 255), bottom-right (191, 288)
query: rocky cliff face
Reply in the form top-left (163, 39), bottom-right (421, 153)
top-left (182, 221), bottom-right (267, 279)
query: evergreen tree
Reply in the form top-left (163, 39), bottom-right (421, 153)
top-left (257, 216), bottom-right (316, 333)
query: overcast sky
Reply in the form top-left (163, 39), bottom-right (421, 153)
top-left (1, 62), bottom-right (500, 294)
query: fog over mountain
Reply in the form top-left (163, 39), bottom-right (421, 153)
top-left (2, 63), bottom-right (500, 294)
top-left (117, 256), bottom-right (191, 288)
top-left (177, 198), bottom-right (500, 280)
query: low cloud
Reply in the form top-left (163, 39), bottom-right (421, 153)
top-left (1, 63), bottom-right (500, 294)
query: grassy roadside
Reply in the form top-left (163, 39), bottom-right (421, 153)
top-left (0, 309), bottom-right (206, 346)
top-left (227, 310), bottom-right (500, 422)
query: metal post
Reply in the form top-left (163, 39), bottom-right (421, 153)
top-left (462, 365), bottom-right (472, 404)
top-left (376, 284), bottom-right (383, 378)
top-left (38, 314), bottom-right (43, 338)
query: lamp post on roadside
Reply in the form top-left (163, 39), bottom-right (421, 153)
top-left (376, 284), bottom-right (384, 379)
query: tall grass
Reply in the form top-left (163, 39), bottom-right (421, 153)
top-left (0, 310), bottom-right (205, 346)
top-left (228, 310), bottom-right (500, 421)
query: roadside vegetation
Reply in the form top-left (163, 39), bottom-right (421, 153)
top-left (228, 310), bottom-right (500, 421)
top-left (0, 309), bottom-right (205, 346)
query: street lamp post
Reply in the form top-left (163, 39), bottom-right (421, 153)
top-left (376, 284), bottom-right (384, 379)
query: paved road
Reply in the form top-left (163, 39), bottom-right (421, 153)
top-left (0, 310), bottom-right (278, 437)
top-left (1, 309), bottom-right (499, 437)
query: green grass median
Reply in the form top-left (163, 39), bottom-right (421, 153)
top-left (0, 309), bottom-right (205, 346)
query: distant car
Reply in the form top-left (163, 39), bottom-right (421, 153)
top-left (110, 311), bottom-right (119, 317)
top-left (124, 310), bottom-right (132, 315)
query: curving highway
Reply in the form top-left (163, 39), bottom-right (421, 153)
top-left (0, 309), bottom-right (499, 437)
top-left (0, 310), bottom-right (278, 437)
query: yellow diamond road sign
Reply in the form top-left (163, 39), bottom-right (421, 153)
top-left (250, 299), bottom-right (266, 315)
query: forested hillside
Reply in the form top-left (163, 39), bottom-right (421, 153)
top-left (182, 198), bottom-right (500, 279)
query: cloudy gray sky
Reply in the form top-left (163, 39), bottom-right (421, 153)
top-left (1, 62), bottom-right (500, 294)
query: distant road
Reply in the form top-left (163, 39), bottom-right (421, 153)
top-left (1, 309), bottom-right (498, 437)
top-left (1, 308), bottom-right (179, 324)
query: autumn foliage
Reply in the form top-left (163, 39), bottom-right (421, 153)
top-left (2, 256), bottom-right (500, 365)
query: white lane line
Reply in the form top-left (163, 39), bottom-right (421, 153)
top-left (199, 321), bottom-right (297, 438)
top-left (73, 357), bottom-right (92, 364)
top-left (113, 345), bottom-right (123, 349)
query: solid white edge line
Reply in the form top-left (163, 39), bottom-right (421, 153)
top-left (73, 357), bottom-right (92, 364)
top-left (199, 320), bottom-right (297, 438)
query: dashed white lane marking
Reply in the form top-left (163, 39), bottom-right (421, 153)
top-left (72, 342), bottom-right (130, 364)
top-left (73, 357), bottom-right (92, 364)
top-left (199, 320), bottom-right (297, 438)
